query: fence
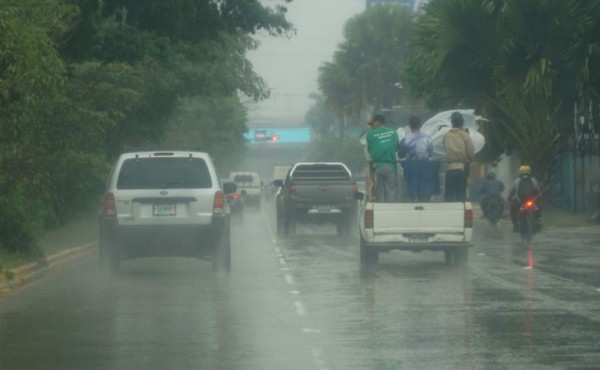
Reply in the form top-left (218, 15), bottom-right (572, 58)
top-left (557, 133), bottom-right (600, 213)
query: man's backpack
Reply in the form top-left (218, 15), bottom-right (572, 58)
top-left (517, 176), bottom-right (535, 200)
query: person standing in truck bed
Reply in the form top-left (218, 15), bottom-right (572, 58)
top-left (398, 115), bottom-right (438, 202)
top-left (366, 114), bottom-right (399, 203)
top-left (443, 112), bottom-right (475, 202)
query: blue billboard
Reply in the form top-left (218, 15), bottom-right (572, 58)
top-left (244, 127), bottom-right (311, 144)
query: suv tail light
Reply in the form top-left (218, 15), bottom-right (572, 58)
top-left (213, 191), bottom-right (225, 213)
top-left (364, 209), bottom-right (374, 229)
top-left (465, 209), bottom-right (473, 228)
top-left (103, 192), bottom-right (116, 216)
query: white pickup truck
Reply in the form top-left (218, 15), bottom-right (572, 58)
top-left (356, 165), bottom-right (473, 266)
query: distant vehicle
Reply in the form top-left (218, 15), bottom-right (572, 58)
top-left (229, 171), bottom-right (262, 209)
top-left (98, 149), bottom-right (235, 273)
top-left (265, 165), bottom-right (291, 201)
top-left (254, 129), bottom-right (279, 143)
top-left (275, 162), bottom-right (358, 236)
top-left (222, 179), bottom-right (244, 221)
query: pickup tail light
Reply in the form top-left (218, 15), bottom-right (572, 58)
top-left (213, 191), bottom-right (225, 213)
top-left (103, 192), bottom-right (116, 216)
top-left (364, 209), bottom-right (374, 229)
top-left (465, 208), bottom-right (473, 228)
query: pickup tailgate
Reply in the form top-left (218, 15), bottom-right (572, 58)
top-left (368, 202), bottom-right (471, 245)
top-left (293, 180), bottom-right (355, 205)
top-left (373, 202), bottom-right (465, 233)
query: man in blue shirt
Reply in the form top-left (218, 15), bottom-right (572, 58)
top-left (398, 115), bottom-right (438, 201)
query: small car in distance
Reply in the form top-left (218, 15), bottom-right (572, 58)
top-left (229, 171), bottom-right (262, 209)
top-left (222, 179), bottom-right (244, 221)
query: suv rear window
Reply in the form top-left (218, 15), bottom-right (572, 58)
top-left (117, 157), bottom-right (212, 189)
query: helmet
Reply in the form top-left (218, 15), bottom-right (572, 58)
top-left (486, 171), bottom-right (496, 180)
top-left (519, 165), bottom-right (531, 176)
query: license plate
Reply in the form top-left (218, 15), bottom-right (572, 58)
top-left (404, 233), bottom-right (429, 243)
top-left (153, 203), bottom-right (176, 216)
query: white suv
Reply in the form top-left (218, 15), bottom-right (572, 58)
top-left (98, 149), bottom-right (236, 272)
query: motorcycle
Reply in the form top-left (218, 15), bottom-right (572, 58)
top-left (483, 194), bottom-right (504, 227)
top-left (518, 196), bottom-right (539, 243)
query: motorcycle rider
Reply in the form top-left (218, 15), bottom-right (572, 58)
top-left (479, 171), bottom-right (505, 220)
top-left (508, 165), bottom-right (542, 232)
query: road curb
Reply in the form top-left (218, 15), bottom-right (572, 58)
top-left (0, 243), bottom-right (95, 293)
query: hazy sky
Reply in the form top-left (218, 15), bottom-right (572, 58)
top-left (246, 0), bottom-right (366, 126)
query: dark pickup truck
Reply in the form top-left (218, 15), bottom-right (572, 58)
top-left (274, 162), bottom-right (358, 236)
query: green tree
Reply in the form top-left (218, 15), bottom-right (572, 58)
top-left (318, 4), bottom-right (414, 128)
top-left (405, 0), bottom-right (600, 187)
top-left (0, 0), bottom-right (294, 256)
top-left (304, 93), bottom-right (338, 139)
top-left (162, 94), bottom-right (249, 173)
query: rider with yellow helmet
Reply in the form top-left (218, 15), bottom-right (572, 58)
top-left (508, 165), bottom-right (542, 232)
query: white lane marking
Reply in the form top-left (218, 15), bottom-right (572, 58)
top-left (278, 257), bottom-right (287, 267)
top-left (478, 253), bottom-right (486, 256)
top-left (294, 301), bottom-right (307, 316)
top-left (259, 208), bottom-right (329, 370)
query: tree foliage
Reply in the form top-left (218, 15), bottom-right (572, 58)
top-left (0, 0), bottom-right (293, 256)
top-left (405, 0), bottom-right (600, 187)
top-left (318, 4), bottom-right (414, 126)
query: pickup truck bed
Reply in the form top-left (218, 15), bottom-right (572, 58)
top-left (358, 200), bottom-right (473, 265)
top-left (357, 158), bottom-right (474, 266)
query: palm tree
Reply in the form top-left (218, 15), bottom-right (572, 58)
top-left (406, 0), bottom-right (600, 187)
top-left (317, 4), bottom-right (414, 130)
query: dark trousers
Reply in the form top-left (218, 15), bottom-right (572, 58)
top-left (444, 169), bottom-right (467, 202)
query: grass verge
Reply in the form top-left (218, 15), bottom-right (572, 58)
top-left (1, 212), bottom-right (98, 271)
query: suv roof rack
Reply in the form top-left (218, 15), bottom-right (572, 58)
top-left (120, 146), bottom-right (204, 154)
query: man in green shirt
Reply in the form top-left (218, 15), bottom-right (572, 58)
top-left (366, 114), bottom-right (399, 202)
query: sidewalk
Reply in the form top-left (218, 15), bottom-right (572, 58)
top-left (0, 213), bottom-right (98, 294)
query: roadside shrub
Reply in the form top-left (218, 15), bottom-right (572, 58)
top-left (0, 195), bottom-right (43, 258)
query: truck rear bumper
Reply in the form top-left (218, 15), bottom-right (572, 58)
top-left (361, 241), bottom-right (473, 253)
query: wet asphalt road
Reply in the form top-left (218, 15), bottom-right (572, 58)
top-left (1, 203), bottom-right (600, 370)
top-left (2, 145), bottom-right (600, 369)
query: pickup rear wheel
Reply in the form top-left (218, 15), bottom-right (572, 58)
top-left (286, 216), bottom-right (296, 236)
top-left (277, 214), bottom-right (285, 236)
top-left (360, 238), bottom-right (378, 266)
top-left (445, 248), bottom-right (468, 265)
